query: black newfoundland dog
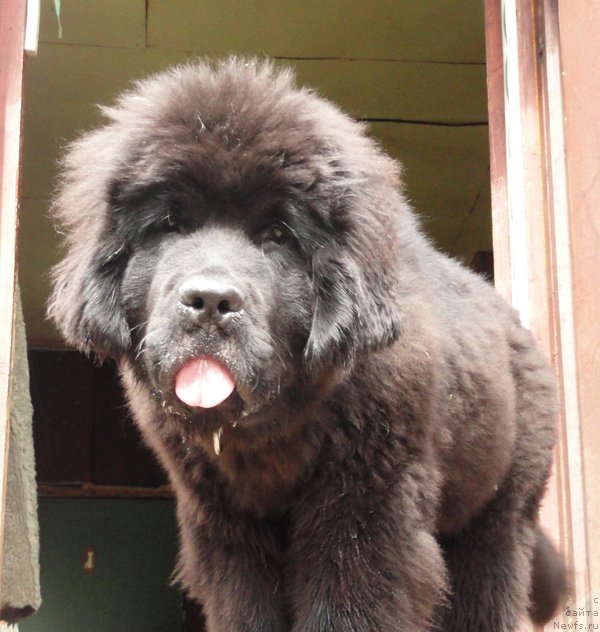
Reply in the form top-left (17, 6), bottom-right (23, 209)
top-left (48, 59), bottom-right (565, 630)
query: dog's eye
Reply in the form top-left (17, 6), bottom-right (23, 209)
top-left (261, 223), bottom-right (289, 246)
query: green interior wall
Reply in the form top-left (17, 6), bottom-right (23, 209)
top-left (19, 498), bottom-right (182, 632)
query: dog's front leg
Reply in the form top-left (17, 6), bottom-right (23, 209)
top-left (287, 459), bottom-right (447, 632)
top-left (176, 499), bottom-right (289, 632)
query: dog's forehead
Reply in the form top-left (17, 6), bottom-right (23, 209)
top-left (98, 61), bottom-right (401, 234)
top-left (108, 64), bottom-right (346, 191)
top-left (116, 121), bottom-right (324, 209)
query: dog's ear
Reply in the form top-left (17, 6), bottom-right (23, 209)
top-left (305, 243), bottom-right (401, 368)
top-left (48, 237), bottom-right (131, 359)
top-left (47, 128), bottom-right (132, 360)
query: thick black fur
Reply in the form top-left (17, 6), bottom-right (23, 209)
top-left (48, 59), bottom-right (566, 631)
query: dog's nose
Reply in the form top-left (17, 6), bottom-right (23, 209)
top-left (178, 278), bottom-right (244, 324)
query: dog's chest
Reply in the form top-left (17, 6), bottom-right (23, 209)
top-left (216, 435), bottom-right (318, 517)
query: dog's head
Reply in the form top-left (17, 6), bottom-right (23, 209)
top-left (49, 59), bottom-right (414, 427)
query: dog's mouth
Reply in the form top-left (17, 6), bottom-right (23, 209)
top-left (175, 356), bottom-right (236, 409)
top-left (173, 356), bottom-right (239, 455)
top-left (170, 353), bottom-right (275, 454)
top-left (142, 326), bottom-right (300, 450)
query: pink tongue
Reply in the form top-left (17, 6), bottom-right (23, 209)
top-left (175, 357), bottom-right (235, 408)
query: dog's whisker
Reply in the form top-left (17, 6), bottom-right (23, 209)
top-left (129, 318), bottom-right (151, 333)
top-left (134, 324), bottom-right (171, 362)
top-left (263, 330), bottom-right (290, 370)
